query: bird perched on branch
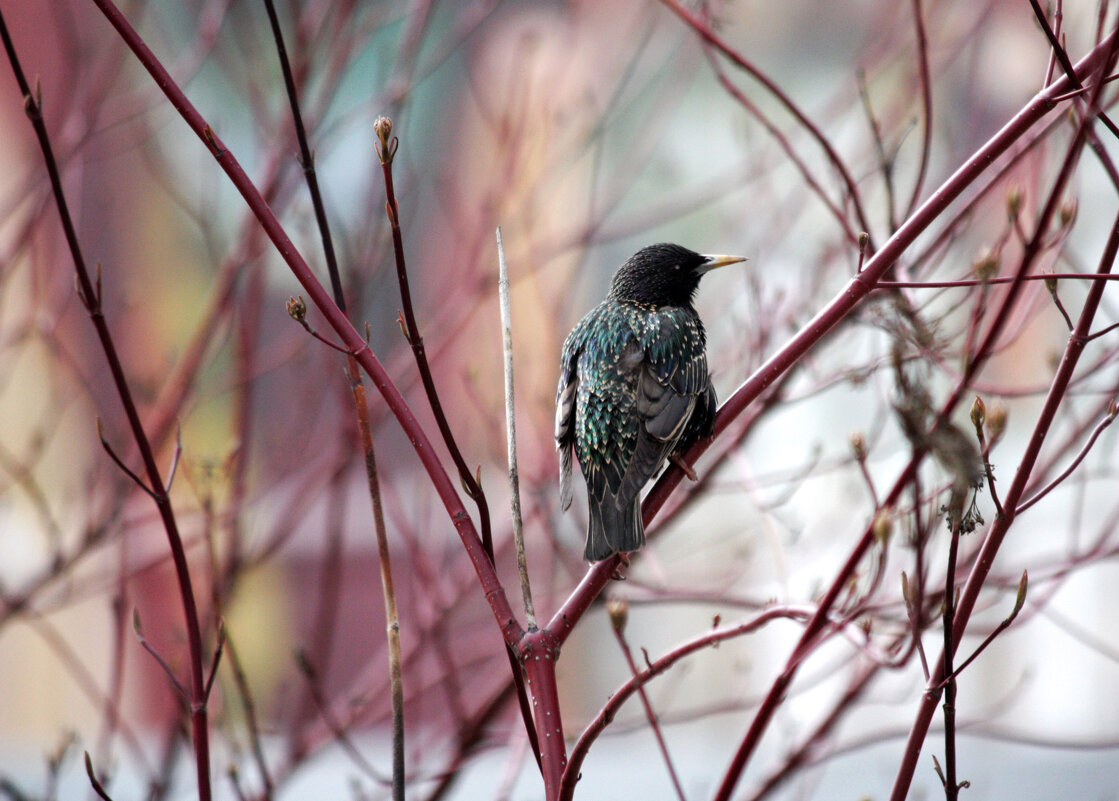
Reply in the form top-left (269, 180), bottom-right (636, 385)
top-left (555, 243), bottom-right (747, 562)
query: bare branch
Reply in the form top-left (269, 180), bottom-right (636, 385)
top-left (497, 226), bottom-right (536, 629)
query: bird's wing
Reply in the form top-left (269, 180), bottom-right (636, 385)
top-left (615, 308), bottom-right (709, 505)
top-left (615, 363), bottom-right (696, 505)
top-left (555, 318), bottom-right (586, 512)
top-left (638, 307), bottom-right (710, 396)
top-left (680, 382), bottom-right (718, 447)
top-left (576, 336), bottom-right (642, 506)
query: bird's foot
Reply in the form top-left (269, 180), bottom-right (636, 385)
top-left (611, 552), bottom-right (631, 580)
top-left (670, 453), bottom-right (699, 481)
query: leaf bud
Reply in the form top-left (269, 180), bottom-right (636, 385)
top-left (1059, 198), bottom-right (1078, 228)
top-left (973, 247), bottom-right (999, 281)
top-left (850, 431), bottom-right (867, 462)
top-left (1006, 184), bottom-right (1024, 220)
top-left (986, 403), bottom-right (1008, 446)
top-left (970, 396), bottom-right (986, 429)
top-left (607, 596), bottom-right (629, 633)
top-left (286, 295), bottom-right (307, 322)
top-left (872, 509), bottom-right (893, 544)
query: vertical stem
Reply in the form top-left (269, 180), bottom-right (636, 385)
top-left (260, 0), bottom-right (342, 301)
top-left (941, 521), bottom-right (961, 800)
top-left (905, 0), bottom-right (934, 218)
top-left (497, 227), bottom-right (536, 629)
top-left (375, 117), bottom-right (495, 558)
top-left (521, 629), bottom-right (566, 799)
top-left (610, 615), bottom-right (686, 801)
top-left (352, 370), bottom-right (406, 801)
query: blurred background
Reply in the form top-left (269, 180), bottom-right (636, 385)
top-left (2, 1), bottom-right (1119, 799)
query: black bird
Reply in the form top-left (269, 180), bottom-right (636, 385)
top-left (555, 243), bottom-right (746, 562)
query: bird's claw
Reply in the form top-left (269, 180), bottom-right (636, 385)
top-left (670, 453), bottom-right (699, 481)
top-left (611, 552), bottom-right (631, 580)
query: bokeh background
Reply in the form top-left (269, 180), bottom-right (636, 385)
top-left (2, 1), bottom-right (1119, 799)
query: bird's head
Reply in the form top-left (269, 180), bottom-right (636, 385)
top-left (607, 243), bottom-right (746, 307)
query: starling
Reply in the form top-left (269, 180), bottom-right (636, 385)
top-left (555, 243), bottom-right (746, 562)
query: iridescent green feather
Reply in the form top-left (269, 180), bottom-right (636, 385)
top-left (560, 300), bottom-right (708, 501)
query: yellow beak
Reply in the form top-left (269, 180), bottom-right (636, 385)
top-left (698, 253), bottom-right (748, 273)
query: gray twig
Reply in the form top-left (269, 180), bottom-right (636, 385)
top-left (497, 227), bottom-right (536, 630)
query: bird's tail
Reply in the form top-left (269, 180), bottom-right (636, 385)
top-left (585, 495), bottom-right (644, 562)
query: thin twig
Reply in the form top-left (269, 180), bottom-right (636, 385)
top-left (905, 0), bottom-right (934, 218)
top-left (95, 419), bottom-right (154, 498)
top-left (374, 116), bottom-right (495, 557)
top-left (608, 600), bottom-right (686, 801)
top-left (1016, 406), bottom-right (1117, 514)
top-left (223, 632), bottom-right (275, 800)
top-left (259, 0), bottom-right (343, 309)
top-left (84, 752), bottom-right (116, 801)
top-left (132, 609), bottom-right (188, 700)
top-left (851, 433), bottom-right (879, 508)
top-left (902, 570), bottom-right (931, 681)
top-left (1045, 277), bottom-right (1076, 330)
top-left (911, 473), bottom-right (932, 681)
top-left (165, 423), bottom-right (183, 490)
top-left (285, 296), bottom-right (355, 353)
top-left (352, 373), bottom-right (407, 801)
top-left (1087, 319), bottom-right (1119, 341)
top-left (940, 516), bottom-right (964, 801)
top-left (858, 70), bottom-right (898, 231)
top-left (936, 571), bottom-right (1028, 687)
top-left (875, 272), bottom-right (1119, 288)
top-left (294, 651), bottom-right (391, 784)
top-left (497, 226), bottom-right (536, 629)
top-left (202, 620), bottom-right (226, 704)
top-left (971, 398), bottom-right (1005, 519)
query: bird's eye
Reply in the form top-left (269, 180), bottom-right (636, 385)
top-left (673, 264), bottom-right (681, 271)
